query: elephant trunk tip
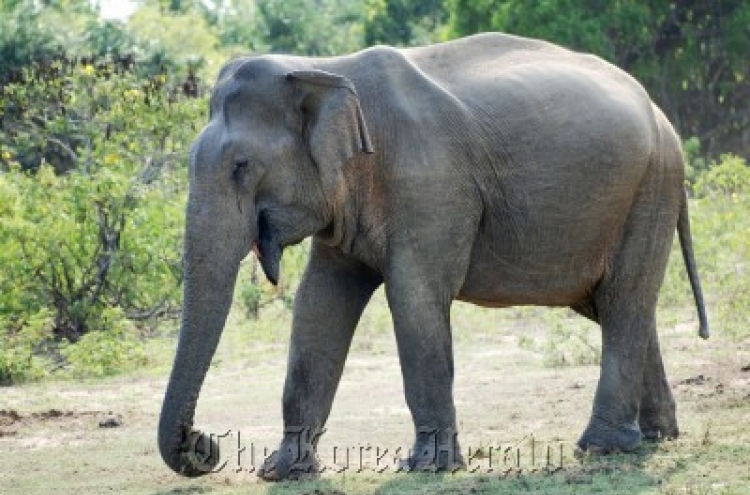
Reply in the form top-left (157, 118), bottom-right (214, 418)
top-left (159, 426), bottom-right (222, 478)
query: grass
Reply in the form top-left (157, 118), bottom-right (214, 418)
top-left (2, 290), bottom-right (750, 495)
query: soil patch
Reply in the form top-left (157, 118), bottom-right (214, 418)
top-left (0, 408), bottom-right (107, 436)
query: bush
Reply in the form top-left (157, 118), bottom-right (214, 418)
top-left (0, 59), bottom-right (205, 384)
top-left (694, 154), bottom-right (750, 199)
top-left (0, 310), bottom-right (52, 385)
top-left (58, 308), bottom-right (148, 378)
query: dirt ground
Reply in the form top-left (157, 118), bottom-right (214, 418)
top-left (2, 302), bottom-right (750, 495)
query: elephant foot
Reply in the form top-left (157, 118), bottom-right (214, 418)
top-left (257, 448), bottom-right (320, 481)
top-left (178, 429), bottom-right (221, 477)
top-left (639, 393), bottom-right (679, 442)
top-left (577, 416), bottom-right (642, 455)
top-left (639, 414), bottom-right (679, 442)
top-left (400, 428), bottom-right (465, 473)
top-left (257, 429), bottom-right (322, 481)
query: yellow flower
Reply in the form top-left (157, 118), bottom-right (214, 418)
top-left (123, 89), bottom-right (141, 100)
top-left (104, 153), bottom-right (119, 166)
top-left (81, 64), bottom-right (95, 77)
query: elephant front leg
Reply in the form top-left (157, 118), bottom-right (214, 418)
top-left (386, 277), bottom-right (464, 472)
top-left (258, 243), bottom-right (380, 481)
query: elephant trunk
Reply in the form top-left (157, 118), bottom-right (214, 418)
top-left (158, 220), bottom-right (244, 476)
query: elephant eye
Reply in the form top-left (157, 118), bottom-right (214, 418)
top-left (232, 159), bottom-right (249, 181)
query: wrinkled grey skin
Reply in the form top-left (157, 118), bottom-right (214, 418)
top-left (158, 33), bottom-right (709, 480)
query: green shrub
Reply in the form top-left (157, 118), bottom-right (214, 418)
top-left (239, 282), bottom-right (264, 320)
top-left (0, 57), bottom-right (204, 383)
top-left (694, 154), bottom-right (750, 199)
top-left (58, 308), bottom-right (148, 378)
top-left (541, 310), bottom-right (601, 367)
top-left (0, 310), bottom-right (52, 385)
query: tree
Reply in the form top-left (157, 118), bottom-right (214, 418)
top-left (200, 0), bottom-right (262, 49)
top-left (246, 0), bottom-right (364, 55)
top-left (127, 2), bottom-right (221, 74)
top-left (0, 1), bottom-right (61, 83)
top-left (364, 0), bottom-right (448, 46)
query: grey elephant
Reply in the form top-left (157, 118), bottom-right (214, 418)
top-left (158, 33), bottom-right (709, 480)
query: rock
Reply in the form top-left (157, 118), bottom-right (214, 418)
top-left (98, 415), bottom-right (122, 428)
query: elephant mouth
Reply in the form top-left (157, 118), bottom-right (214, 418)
top-left (253, 210), bottom-right (283, 286)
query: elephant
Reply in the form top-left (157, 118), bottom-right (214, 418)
top-left (158, 32), bottom-right (709, 480)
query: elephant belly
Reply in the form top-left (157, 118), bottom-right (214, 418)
top-left (458, 255), bottom-right (604, 308)
top-left (457, 225), bottom-right (615, 308)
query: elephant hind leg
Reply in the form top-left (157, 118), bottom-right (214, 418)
top-left (639, 336), bottom-right (679, 440)
top-left (578, 310), bottom-right (655, 453)
top-left (578, 166), bottom-right (681, 454)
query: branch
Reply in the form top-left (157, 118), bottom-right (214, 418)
top-left (698, 107), bottom-right (750, 142)
top-left (46, 137), bottom-right (79, 162)
top-left (126, 303), bottom-right (181, 321)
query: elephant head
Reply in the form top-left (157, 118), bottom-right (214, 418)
top-left (157, 57), bottom-right (373, 476)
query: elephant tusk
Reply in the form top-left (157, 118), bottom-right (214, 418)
top-left (252, 240), bottom-right (262, 259)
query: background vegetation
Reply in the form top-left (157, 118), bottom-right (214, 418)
top-left (1, 0), bottom-right (748, 385)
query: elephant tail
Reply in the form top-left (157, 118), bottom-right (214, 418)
top-left (677, 191), bottom-right (710, 339)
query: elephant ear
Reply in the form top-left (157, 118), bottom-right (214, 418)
top-left (286, 70), bottom-right (374, 199)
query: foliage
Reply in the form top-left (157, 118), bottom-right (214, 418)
top-left (0, 310), bottom-right (52, 385)
top-left (122, 0), bottom-right (366, 71)
top-left (0, 1), bottom-right (60, 84)
top-left (58, 308), bottom-right (149, 378)
top-left (246, 0), bottom-right (365, 56)
top-left (683, 136), bottom-right (708, 186)
top-left (364, 0), bottom-right (447, 46)
top-left (0, 60), bottom-right (204, 383)
top-left (127, 3), bottom-right (221, 76)
top-left (0, 0), bottom-right (200, 87)
top-left (202, 0), bottom-right (262, 49)
top-left (694, 155), bottom-right (750, 199)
